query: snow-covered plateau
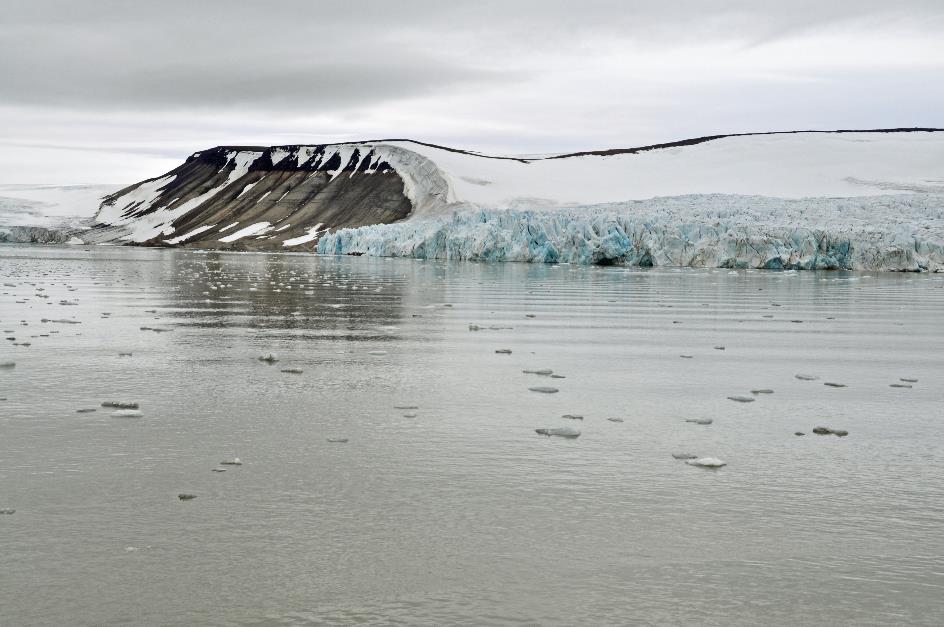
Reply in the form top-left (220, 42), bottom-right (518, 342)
top-left (6, 129), bottom-right (944, 270)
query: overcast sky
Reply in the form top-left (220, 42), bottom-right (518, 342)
top-left (1, 0), bottom-right (942, 184)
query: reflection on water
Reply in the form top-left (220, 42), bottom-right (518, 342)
top-left (1, 245), bottom-right (943, 626)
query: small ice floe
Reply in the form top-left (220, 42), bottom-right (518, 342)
top-left (535, 426), bottom-right (580, 438)
top-left (101, 401), bottom-right (139, 409)
top-left (795, 374), bottom-right (819, 381)
top-left (812, 427), bottom-right (848, 437)
top-left (823, 382), bottom-right (847, 388)
top-left (686, 457), bottom-right (727, 468)
top-left (529, 386), bottom-right (559, 393)
top-left (672, 453), bottom-right (698, 460)
top-left (0, 361), bottom-right (15, 369)
top-left (258, 353), bottom-right (279, 363)
top-left (686, 418), bottom-right (713, 425)
top-left (900, 378), bottom-right (918, 383)
top-left (220, 458), bottom-right (242, 465)
top-left (607, 417), bottom-right (624, 423)
top-left (76, 408), bottom-right (97, 413)
top-left (112, 409), bottom-right (143, 418)
top-left (0, 508), bottom-right (16, 515)
top-left (727, 395), bottom-right (755, 403)
top-left (751, 389), bottom-right (774, 395)
top-left (523, 369), bottom-right (553, 375)
top-left (326, 438), bottom-right (349, 443)
top-left (890, 383), bottom-right (912, 388)
top-left (495, 349), bottom-right (512, 354)
top-left (280, 368), bottom-right (303, 374)
top-left (561, 414), bottom-right (584, 420)
top-left (178, 494), bottom-right (197, 501)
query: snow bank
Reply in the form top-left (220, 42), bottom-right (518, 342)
top-left (317, 194), bottom-right (944, 271)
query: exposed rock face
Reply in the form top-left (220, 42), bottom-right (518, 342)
top-left (87, 144), bottom-right (448, 250)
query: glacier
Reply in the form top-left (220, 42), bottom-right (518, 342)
top-left (316, 194), bottom-right (944, 272)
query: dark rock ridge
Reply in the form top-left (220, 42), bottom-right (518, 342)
top-left (88, 144), bottom-right (429, 250)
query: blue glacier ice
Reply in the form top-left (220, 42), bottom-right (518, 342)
top-left (317, 194), bottom-right (944, 271)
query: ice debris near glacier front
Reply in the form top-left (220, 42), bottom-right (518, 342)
top-left (317, 193), bottom-right (944, 271)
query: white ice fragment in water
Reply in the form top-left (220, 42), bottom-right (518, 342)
top-left (535, 426), bottom-right (580, 438)
top-left (112, 409), bottom-right (143, 418)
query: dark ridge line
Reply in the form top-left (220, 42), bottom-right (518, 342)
top-left (204, 127), bottom-right (943, 163)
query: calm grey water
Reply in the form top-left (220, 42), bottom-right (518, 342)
top-left (1, 245), bottom-right (943, 627)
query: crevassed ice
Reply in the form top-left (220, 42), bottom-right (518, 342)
top-left (317, 194), bottom-right (944, 272)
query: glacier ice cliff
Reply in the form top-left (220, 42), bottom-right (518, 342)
top-left (317, 194), bottom-right (944, 272)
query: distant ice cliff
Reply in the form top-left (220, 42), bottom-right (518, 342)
top-left (317, 194), bottom-right (944, 271)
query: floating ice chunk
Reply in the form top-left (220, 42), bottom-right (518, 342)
top-left (112, 409), bottom-right (143, 418)
top-left (535, 426), bottom-right (580, 438)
